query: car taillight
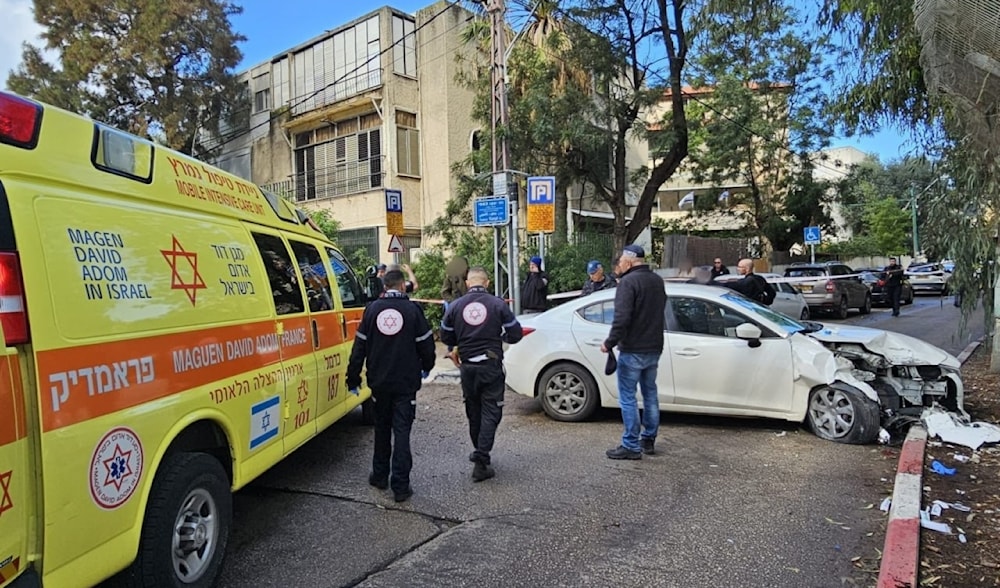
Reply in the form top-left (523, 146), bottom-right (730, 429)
top-left (825, 280), bottom-right (836, 293)
top-left (0, 252), bottom-right (29, 345)
top-left (521, 327), bottom-right (535, 336)
top-left (0, 92), bottom-right (42, 149)
top-left (877, 279), bottom-right (885, 287)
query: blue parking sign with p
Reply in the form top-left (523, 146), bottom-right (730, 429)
top-left (385, 189), bottom-right (403, 213)
top-left (527, 176), bottom-right (555, 205)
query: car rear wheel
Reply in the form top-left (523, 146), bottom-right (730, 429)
top-left (799, 307), bottom-right (810, 320)
top-left (859, 294), bottom-right (872, 315)
top-left (538, 362), bottom-right (599, 422)
top-left (806, 386), bottom-right (880, 444)
top-left (833, 296), bottom-right (849, 319)
top-left (904, 288), bottom-right (914, 305)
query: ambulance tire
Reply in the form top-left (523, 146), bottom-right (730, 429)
top-left (113, 452), bottom-right (232, 588)
top-left (361, 398), bottom-right (376, 425)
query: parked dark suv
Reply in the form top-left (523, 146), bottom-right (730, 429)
top-left (783, 262), bottom-right (872, 319)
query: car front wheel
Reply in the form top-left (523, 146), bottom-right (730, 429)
top-left (807, 385), bottom-right (880, 444)
top-left (113, 452), bottom-right (232, 588)
top-left (538, 362), bottom-right (599, 422)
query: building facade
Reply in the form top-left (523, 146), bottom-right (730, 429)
top-left (208, 1), bottom-right (478, 264)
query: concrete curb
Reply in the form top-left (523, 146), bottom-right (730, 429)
top-left (876, 336), bottom-right (984, 587)
top-left (876, 425), bottom-right (926, 588)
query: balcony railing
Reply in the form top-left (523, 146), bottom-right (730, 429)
top-left (288, 69), bottom-right (383, 117)
top-left (260, 156), bottom-right (386, 202)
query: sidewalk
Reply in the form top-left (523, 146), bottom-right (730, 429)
top-left (876, 337), bottom-right (983, 587)
top-left (424, 341), bottom-right (461, 384)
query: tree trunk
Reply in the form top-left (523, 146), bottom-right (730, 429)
top-left (553, 184), bottom-right (569, 247)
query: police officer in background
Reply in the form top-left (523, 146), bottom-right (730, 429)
top-left (346, 269), bottom-right (436, 502)
top-left (440, 266), bottom-right (524, 482)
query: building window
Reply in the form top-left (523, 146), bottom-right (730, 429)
top-left (392, 15), bottom-right (417, 77)
top-left (337, 227), bottom-right (380, 264)
top-left (252, 72), bottom-right (271, 113)
top-left (254, 89), bottom-right (270, 112)
top-left (396, 110), bottom-right (420, 176)
top-left (293, 114), bottom-right (383, 201)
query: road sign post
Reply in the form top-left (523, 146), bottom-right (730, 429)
top-left (385, 189), bottom-right (403, 262)
top-left (804, 226), bottom-right (821, 264)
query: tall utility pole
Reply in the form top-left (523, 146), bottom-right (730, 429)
top-left (910, 186), bottom-right (919, 259)
top-left (484, 0), bottom-right (521, 314)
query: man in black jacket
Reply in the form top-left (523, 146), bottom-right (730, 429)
top-left (884, 256), bottom-right (904, 317)
top-left (601, 244), bottom-right (667, 459)
top-left (723, 258), bottom-right (775, 305)
top-left (441, 267), bottom-right (524, 481)
top-left (347, 270), bottom-right (436, 502)
top-left (581, 260), bottom-right (616, 296)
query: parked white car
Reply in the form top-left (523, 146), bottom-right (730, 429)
top-left (906, 263), bottom-right (952, 295)
top-left (504, 283), bottom-right (963, 444)
top-left (712, 272), bottom-right (809, 320)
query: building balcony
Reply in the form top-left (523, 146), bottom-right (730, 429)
top-left (260, 156), bottom-right (386, 202)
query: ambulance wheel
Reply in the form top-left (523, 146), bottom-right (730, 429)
top-left (116, 452), bottom-right (232, 587)
top-left (361, 398), bottom-right (376, 425)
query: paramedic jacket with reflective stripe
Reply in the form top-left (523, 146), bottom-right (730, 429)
top-left (347, 290), bottom-right (437, 392)
top-left (440, 286), bottom-right (523, 362)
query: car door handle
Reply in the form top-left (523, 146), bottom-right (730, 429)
top-left (584, 338), bottom-right (604, 347)
top-left (674, 349), bottom-right (700, 357)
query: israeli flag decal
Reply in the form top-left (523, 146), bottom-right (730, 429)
top-left (250, 396), bottom-right (281, 450)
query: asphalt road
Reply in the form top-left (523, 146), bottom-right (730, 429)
top-left (216, 293), bottom-right (984, 588)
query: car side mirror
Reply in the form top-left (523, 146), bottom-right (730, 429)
top-left (735, 323), bottom-right (762, 348)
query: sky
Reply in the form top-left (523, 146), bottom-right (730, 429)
top-left (1, 0), bottom-right (913, 162)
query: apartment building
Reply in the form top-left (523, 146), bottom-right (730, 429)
top-left (207, 1), bottom-right (478, 263)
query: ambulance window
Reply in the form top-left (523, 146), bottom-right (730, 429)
top-left (325, 247), bottom-right (365, 308)
top-left (91, 125), bottom-right (154, 183)
top-left (251, 233), bottom-right (305, 315)
top-left (288, 240), bottom-right (334, 313)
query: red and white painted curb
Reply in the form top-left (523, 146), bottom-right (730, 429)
top-left (876, 425), bottom-right (926, 588)
top-left (876, 337), bottom-right (982, 588)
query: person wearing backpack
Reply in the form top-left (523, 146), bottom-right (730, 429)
top-left (723, 258), bottom-right (776, 305)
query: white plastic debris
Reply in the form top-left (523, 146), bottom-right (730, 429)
top-left (922, 405), bottom-right (1000, 450)
top-left (953, 453), bottom-right (970, 463)
top-left (878, 428), bottom-right (891, 444)
top-left (959, 533), bottom-right (967, 544)
top-left (879, 497), bottom-right (892, 512)
top-left (919, 509), bottom-right (953, 534)
top-left (932, 500), bottom-right (972, 513)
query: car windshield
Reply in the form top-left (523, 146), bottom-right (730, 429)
top-left (719, 291), bottom-right (809, 334)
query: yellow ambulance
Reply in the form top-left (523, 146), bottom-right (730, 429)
top-left (0, 91), bottom-right (375, 587)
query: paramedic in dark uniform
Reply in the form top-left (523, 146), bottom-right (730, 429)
top-left (440, 266), bottom-right (524, 482)
top-left (346, 269), bottom-right (436, 502)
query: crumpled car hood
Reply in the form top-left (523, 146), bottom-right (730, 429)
top-left (806, 323), bottom-right (959, 368)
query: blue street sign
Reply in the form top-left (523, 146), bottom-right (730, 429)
top-left (527, 176), bottom-right (555, 205)
top-left (385, 189), bottom-right (403, 213)
top-left (804, 226), bottom-right (822, 245)
top-left (473, 196), bottom-right (510, 227)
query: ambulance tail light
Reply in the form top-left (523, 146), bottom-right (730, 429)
top-left (521, 327), bottom-right (536, 336)
top-left (0, 252), bottom-right (29, 345)
top-left (0, 92), bottom-right (43, 149)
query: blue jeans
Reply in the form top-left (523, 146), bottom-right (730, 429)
top-left (616, 351), bottom-right (661, 452)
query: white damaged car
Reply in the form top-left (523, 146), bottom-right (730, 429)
top-left (504, 282), bottom-right (963, 444)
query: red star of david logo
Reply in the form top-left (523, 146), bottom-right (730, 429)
top-left (0, 470), bottom-right (12, 516)
top-left (103, 444), bottom-right (134, 491)
top-left (383, 314), bottom-right (399, 329)
top-left (297, 380), bottom-right (309, 407)
top-left (161, 235), bottom-right (207, 305)
top-left (468, 307), bottom-right (484, 321)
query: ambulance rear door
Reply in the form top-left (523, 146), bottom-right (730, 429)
top-left (0, 329), bottom-right (30, 587)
